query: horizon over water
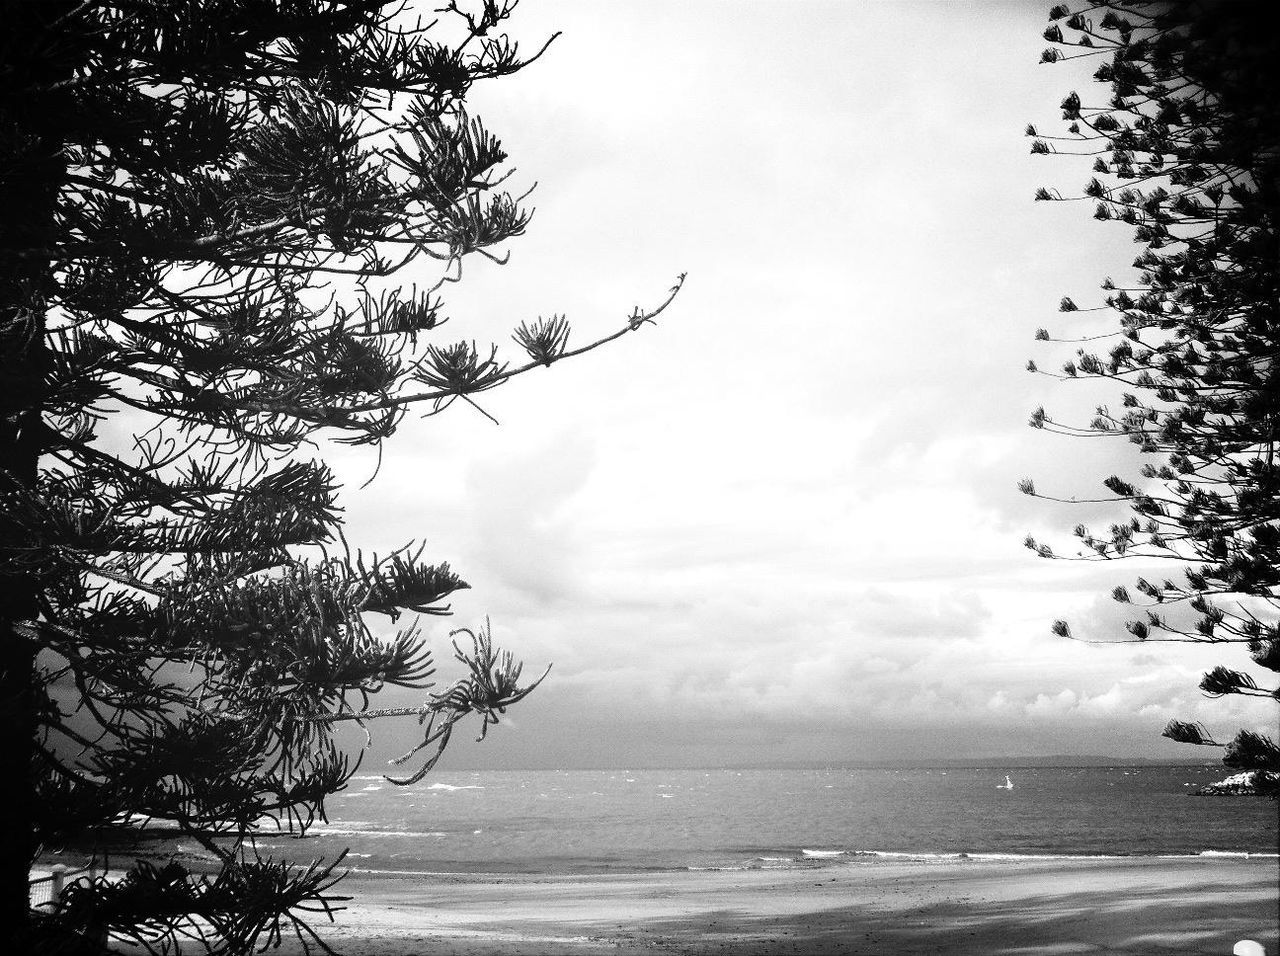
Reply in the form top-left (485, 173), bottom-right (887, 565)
top-left (253, 765), bottom-right (1279, 877)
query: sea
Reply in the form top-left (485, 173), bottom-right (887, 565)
top-left (248, 765), bottom-right (1280, 876)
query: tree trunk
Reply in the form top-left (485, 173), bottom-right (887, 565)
top-left (0, 219), bottom-right (52, 942)
top-left (0, 1), bottom-right (72, 939)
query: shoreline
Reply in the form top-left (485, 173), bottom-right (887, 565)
top-left (267, 855), bottom-right (1279, 955)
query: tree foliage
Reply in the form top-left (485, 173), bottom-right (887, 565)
top-left (0, 0), bottom-right (681, 950)
top-left (1022, 1), bottom-right (1279, 780)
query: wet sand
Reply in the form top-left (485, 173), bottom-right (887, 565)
top-left (273, 856), bottom-right (1280, 955)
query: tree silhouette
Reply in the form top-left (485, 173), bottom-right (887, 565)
top-left (0, 0), bottom-right (682, 949)
top-left (1022, 1), bottom-right (1278, 788)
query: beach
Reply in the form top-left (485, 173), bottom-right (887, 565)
top-left (275, 856), bottom-right (1280, 955)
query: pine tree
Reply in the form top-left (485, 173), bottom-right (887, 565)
top-left (0, 1), bottom-right (682, 949)
top-left (1023, 1), bottom-right (1278, 790)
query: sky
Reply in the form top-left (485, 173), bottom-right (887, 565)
top-left (324, 0), bottom-right (1276, 769)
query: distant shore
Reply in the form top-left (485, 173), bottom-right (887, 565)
top-left (270, 856), bottom-right (1278, 956)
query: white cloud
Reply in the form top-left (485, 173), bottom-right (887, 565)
top-left (329, 2), bottom-right (1276, 768)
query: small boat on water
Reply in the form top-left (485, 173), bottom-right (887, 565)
top-left (998, 774), bottom-right (1014, 790)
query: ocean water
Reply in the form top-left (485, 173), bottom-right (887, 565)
top-left (252, 766), bottom-right (1279, 875)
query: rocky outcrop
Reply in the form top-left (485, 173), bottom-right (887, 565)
top-left (1194, 770), bottom-right (1280, 797)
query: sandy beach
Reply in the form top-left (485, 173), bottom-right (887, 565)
top-left (268, 857), bottom-right (1280, 955)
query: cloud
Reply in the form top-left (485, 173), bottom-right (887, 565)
top-left (460, 430), bottom-right (598, 604)
top-left (328, 2), bottom-right (1278, 770)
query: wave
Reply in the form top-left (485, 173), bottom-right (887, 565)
top-left (346, 867), bottom-right (467, 877)
top-left (845, 849), bottom-right (1278, 862)
top-left (344, 776), bottom-right (484, 791)
top-left (697, 848), bottom-right (1280, 871)
top-left (307, 827), bottom-right (449, 839)
top-left (345, 866), bottom-right (576, 878)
